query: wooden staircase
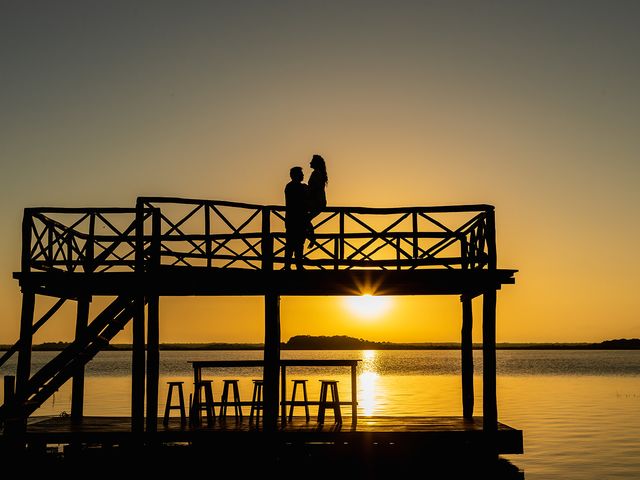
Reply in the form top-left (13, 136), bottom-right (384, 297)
top-left (2, 295), bottom-right (139, 420)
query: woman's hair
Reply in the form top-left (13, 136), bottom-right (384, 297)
top-left (311, 154), bottom-right (328, 185)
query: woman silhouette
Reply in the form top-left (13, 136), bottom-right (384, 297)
top-left (306, 154), bottom-right (328, 247)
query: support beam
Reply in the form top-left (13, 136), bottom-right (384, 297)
top-left (263, 292), bottom-right (280, 431)
top-left (4, 375), bottom-right (15, 408)
top-left (71, 296), bottom-right (90, 422)
top-left (131, 295), bottom-right (146, 433)
top-left (461, 295), bottom-right (474, 419)
top-left (15, 291), bottom-right (35, 401)
top-left (482, 288), bottom-right (497, 431)
top-left (146, 295), bottom-right (160, 432)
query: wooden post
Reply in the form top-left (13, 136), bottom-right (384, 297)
top-left (71, 296), bottom-right (90, 422)
top-left (21, 209), bottom-right (33, 273)
top-left (15, 291), bottom-right (35, 402)
top-left (482, 288), bottom-right (497, 431)
top-left (2, 375), bottom-right (16, 438)
top-left (485, 208), bottom-right (497, 270)
top-left (461, 295), bottom-right (474, 419)
top-left (132, 296), bottom-right (146, 432)
top-left (146, 295), bottom-right (159, 432)
top-left (10, 210), bottom-right (35, 436)
top-left (263, 292), bottom-right (280, 431)
top-left (132, 200), bottom-right (146, 432)
top-left (339, 211), bottom-right (345, 263)
top-left (84, 212), bottom-right (96, 273)
top-left (205, 203), bottom-right (212, 268)
top-left (262, 207), bottom-right (273, 271)
top-left (146, 209), bottom-right (161, 432)
top-left (412, 211), bottom-right (418, 260)
top-left (461, 237), bottom-right (469, 270)
top-left (4, 375), bottom-right (15, 406)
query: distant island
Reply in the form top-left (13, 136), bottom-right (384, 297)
top-left (2, 336), bottom-right (639, 351)
top-left (281, 335), bottom-right (640, 350)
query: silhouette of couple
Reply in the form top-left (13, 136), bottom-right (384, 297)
top-left (284, 154), bottom-right (328, 270)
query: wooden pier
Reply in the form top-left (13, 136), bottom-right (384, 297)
top-left (22, 416), bottom-right (522, 453)
top-left (1, 197), bottom-right (521, 461)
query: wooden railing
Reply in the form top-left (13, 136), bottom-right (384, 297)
top-left (21, 197), bottom-right (496, 273)
top-left (21, 207), bottom-right (148, 273)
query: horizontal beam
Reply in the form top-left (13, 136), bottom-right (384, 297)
top-left (26, 207), bottom-right (138, 214)
top-left (14, 269), bottom-right (516, 297)
top-left (139, 196), bottom-right (494, 214)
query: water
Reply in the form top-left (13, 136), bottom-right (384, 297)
top-left (1, 349), bottom-right (639, 479)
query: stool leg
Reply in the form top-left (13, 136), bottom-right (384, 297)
top-left (233, 382), bottom-right (242, 418)
top-left (204, 384), bottom-right (215, 425)
top-left (288, 382), bottom-right (298, 421)
top-left (189, 392), bottom-right (196, 426)
top-left (191, 386), bottom-right (201, 426)
top-left (318, 382), bottom-right (327, 423)
top-left (302, 382), bottom-right (310, 422)
top-left (257, 383), bottom-right (262, 421)
top-left (178, 383), bottom-right (186, 424)
top-left (250, 384), bottom-right (257, 421)
top-left (331, 383), bottom-right (342, 423)
top-left (220, 382), bottom-right (229, 418)
top-left (163, 385), bottom-right (173, 426)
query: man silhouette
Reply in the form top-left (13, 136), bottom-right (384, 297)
top-left (284, 166), bottom-right (307, 270)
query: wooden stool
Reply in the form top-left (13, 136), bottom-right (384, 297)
top-left (288, 379), bottom-right (310, 422)
top-left (163, 381), bottom-right (187, 425)
top-left (191, 379), bottom-right (215, 426)
top-left (220, 379), bottom-right (243, 419)
top-left (249, 379), bottom-right (263, 422)
top-left (317, 380), bottom-right (342, 423)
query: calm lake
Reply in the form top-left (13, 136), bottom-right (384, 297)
top-left (2, 349), bottom-right (639, 479)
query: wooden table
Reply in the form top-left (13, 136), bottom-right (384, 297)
top-left (189, 359), bottom-right (361, 422)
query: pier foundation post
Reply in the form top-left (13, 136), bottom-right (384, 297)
top-left (461, 295), bottom-right (474, 419)
top-left (71, 295), bottom-right (90, 422)
top-left (482, 288), bottom-right (498, 431)
top-left (131, 295), bottom-right (146, 433)
top-left (146, 295), bottom-right (160, 432)
top-left (263, 292), bottom-right (281, 432)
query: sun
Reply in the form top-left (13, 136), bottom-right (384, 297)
top-left (344, 294), bottom-right (392, 319)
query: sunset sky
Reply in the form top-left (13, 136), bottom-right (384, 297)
top-left (1, 1), bottom-right (638, 345)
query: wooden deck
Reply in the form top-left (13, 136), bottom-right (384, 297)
top-left (15, 267), bottom-right (517, 297)
top-left (20, 416), bottom-right (523, 455)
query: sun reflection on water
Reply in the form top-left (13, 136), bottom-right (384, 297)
top-left (358, 350), bottom-right (382, 416)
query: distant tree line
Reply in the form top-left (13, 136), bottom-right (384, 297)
top-left (1, 337), bottom-right (638, 351)
top-left (283, 335), bottom-right (394, 350)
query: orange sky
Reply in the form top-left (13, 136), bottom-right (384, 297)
top-left (1, 2), bottom-right (639, 344)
